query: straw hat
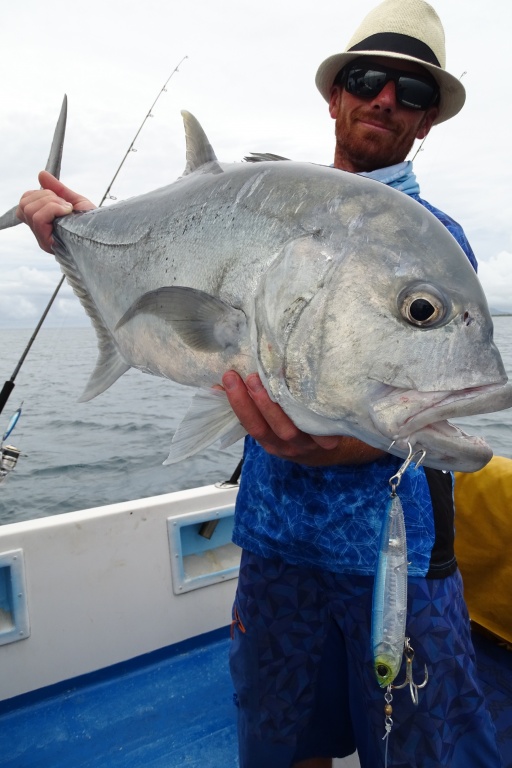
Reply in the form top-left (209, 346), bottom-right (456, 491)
top-left (315, 0), bottom-right (465, 124)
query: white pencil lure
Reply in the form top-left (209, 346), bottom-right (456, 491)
top-left (371, 489), bottom-right (409, 688)
top-left (371, 444), bottom-right (428, 689)
top-left (372, 445), bottom-right (429, 766)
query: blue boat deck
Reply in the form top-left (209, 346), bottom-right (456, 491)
top-left (0, 628), bottom-right (238, 768)
top-left (0, 627), bottom-right (511, 767)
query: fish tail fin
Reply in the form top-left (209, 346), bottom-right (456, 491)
top-left (0, 95), bottom-right (67, 230)
top-left (163, 388), bottom-right (246, 464)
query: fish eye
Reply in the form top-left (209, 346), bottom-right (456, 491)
top-left (377, 664), bottom-right (389, 679)
top-left (398, 284), bottom-right (447, 328)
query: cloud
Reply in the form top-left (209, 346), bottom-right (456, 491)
top-left (478, 252), bottom-right (512, 312)
top-left (0, 264), bottom-right (84, 328)
top-left (1, 265), bottom-right (57, 292)
top-left (1, 0), bottom-right (511, 327)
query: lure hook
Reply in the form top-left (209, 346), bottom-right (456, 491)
top-left (392, 637), bottom-right (428, 705)
top-left (389, 443), bottom-right (426, 495)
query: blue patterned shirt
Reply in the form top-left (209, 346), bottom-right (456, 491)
top-left (232, 174), bottom-right (477, 578)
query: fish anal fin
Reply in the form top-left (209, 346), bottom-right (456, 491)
top-left (163, 388), bottom-right (246, 464)
top-left (115, 286), bottom-right (247, 352)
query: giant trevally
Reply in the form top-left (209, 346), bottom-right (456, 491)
top-left (2, 99), bottom-right (512, 472)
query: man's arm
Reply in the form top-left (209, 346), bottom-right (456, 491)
top-left (222, 371), bottom-right (386, 466)
top-left (16, 170), bottom-right (95, 253)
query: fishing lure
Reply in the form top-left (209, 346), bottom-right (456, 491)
top-left (2, 405), bottom-right (22, 443)
top-left (371, 489), bottom-right (408, 688)
top-left (371, 443), bottom-right (426, 687)
top-left (371, 444), bottom-right (429, 766)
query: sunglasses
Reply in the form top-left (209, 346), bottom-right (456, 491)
top-left (336, 61), bottom-right (439, 111)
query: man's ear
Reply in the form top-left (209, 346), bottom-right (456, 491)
top-left (416, 106), bottom-right (439, 140)
top-left (329, 86), bottom-right (342, 119)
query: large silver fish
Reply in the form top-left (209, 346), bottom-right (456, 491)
top-left (3, 99), bottom-right (512, 472)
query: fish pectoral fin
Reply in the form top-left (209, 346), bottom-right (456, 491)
top-left (115, 286), bottom-right (247, 352)
top-left (163, 388), bottom-right (247, 464)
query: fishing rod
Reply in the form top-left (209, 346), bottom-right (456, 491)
top-left (0, 55), bottom-right (189, 418)
top-left (0, 277), bottom-right (65, 415)
top-left (411, 71), bottom-right (467, 163)
top-left (99, 55), bottom-right (188, 206)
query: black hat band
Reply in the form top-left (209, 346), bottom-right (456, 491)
top-left (349, 32), bottom-right (441, 67)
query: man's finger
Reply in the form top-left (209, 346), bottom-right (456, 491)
top-left (38, 171), bottom-right (96, 211)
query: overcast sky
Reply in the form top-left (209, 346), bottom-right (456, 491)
top-left (0, 0), bottom-right (510, 330)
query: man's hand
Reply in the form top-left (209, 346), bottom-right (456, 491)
top-left (222, 371), bottom-right (386, 466)
top-left (16, 170), bottom-right (95, 254)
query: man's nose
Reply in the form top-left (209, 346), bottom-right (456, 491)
top-left (371, 80), bottom-right (397, 110)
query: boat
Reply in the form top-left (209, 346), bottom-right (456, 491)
top-left (0, 481), bottom-right (243, 767)
top-left (0, 459), bottom-right (511, 767)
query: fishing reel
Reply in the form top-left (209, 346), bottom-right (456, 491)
top-left (0, 444), bottom-right (21, 480)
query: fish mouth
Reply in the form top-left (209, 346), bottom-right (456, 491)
top-left (369, 382), bottom-right (512, 471)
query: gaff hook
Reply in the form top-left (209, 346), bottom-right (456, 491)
top-left (392, 637), bottom-right (428, 705)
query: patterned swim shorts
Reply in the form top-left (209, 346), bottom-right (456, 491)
top-left (229, 550), bottom-right (501, 768)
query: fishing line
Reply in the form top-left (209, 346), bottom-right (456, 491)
top-left (410, 71), bottom-right (466, 163)
top-left (0, 55), bottom-right (189, 418)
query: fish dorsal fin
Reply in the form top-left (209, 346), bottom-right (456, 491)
top-left (181, 110), bottom-right (221, 175)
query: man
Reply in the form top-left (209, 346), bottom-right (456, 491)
top-left (211, 3), bottom-right (499, 768)
top-left (17, 1), bottom-right (501, 766)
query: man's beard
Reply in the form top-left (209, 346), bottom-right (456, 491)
top-left (335, 110), bottom-right (419, 172)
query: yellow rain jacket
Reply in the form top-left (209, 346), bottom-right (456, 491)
top-left (455, 455), bottom-right (512, 644)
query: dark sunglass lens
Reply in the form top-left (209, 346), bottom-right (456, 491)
top-left (347, 67), bottom-right (387, 97)
top-left (397, 76), bottom-right (436, 109)
top-left (344, 63), bottom-right (438, 110)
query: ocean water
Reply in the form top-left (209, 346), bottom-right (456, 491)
top-left (0, 326), bottom-right (244, 524)
top-left (1, 318), bottom-right (511, 525)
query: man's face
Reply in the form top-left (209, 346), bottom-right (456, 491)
top-left (329, 57), bottom-right (440, 173)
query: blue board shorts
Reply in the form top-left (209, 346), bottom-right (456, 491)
top-left (229, 550), bottom-right (502, 768)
